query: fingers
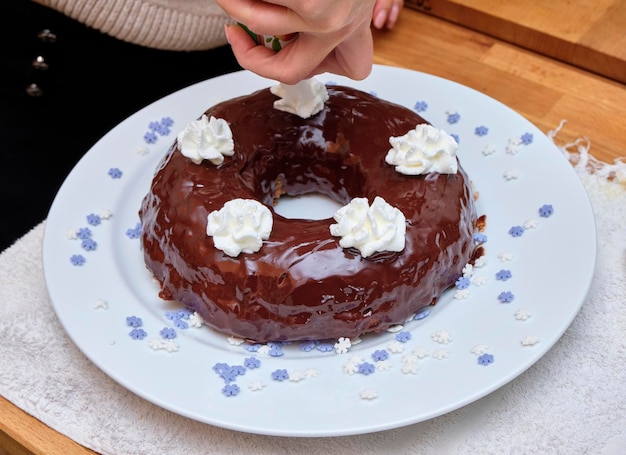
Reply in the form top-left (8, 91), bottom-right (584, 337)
top-left (314, 23), bottom-right (374, 81)
top-left (225, 24), bottom-right (356, 84)
top-left (372, 0), bottom-right (404, 30)
top-left (219, 0), bottom-right (378, 83)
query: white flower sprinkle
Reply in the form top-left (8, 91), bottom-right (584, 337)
top-left (334, 337), bottom-right (352, 354)
top-left (248, 381), bottom-right (266, 391)
top-left (524, 219), bottom-right (539, 229)
top-left (401, 362), bottom-right (420, 374)
top-left (472, 275), bottom-right (488, 286)
top-left (431, 330), bottom-right (452, 344)
top-left (482, 145), bottom-right (497, 156)
top-left (401, 353), bottom-right (419, 364)
top-left (474, 255), bottom-right (487, 267)
top-left (432, 349), bottom-right (450, 360)
top-left (227, 336), bottom-right (244, 346)
top-left (360, 388), bottom-right (378, 400)
top-left (98, 209), bottom-right (113, 219)
top-left (136, 145), bottom-right (150, 155)
top-left (503, 169), bottom-right (519, 180)
top-left (387, 340), bottom-right (405, 353)
top-left (515, 309), bottom-right (532, 321)
top-left (304, 368), bottom-right (320, 378)
top-left (412, 347), bottom-right (430, 359)
top-left (454, 289), bottom-right (471, 300)
top-left (187, 312), bottom-right (204, 328)
top-left (386, 324), bottom-right (404, 333)
top-left (471, 344), bottom-right (490, 356)
top-left (498, 252), bottom-right (513, 262)
top-left (289, 370), bottom-right (307, 382)
top-left (92, 298), bottom-right (108, 310)
top-left (521, 335), bottom-right (540, 346)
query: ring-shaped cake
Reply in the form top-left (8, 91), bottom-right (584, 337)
top-left (139, 84), bottom-right (481, 343)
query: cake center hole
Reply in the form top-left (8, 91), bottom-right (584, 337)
top-left (273, 193), bottom-right (343, 220)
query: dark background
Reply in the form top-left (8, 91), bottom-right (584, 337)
top-left (0, 0), bottom-right (241, 251)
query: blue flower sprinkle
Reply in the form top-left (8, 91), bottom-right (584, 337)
top-left (245, 344), bottom-right (262, 352)
top-left (148, 121), bottom-right (161, 131)
top-left (414, 100), bottom-right (428, 112)
top-left (358, 362), bottom-right (375, 375)
top-left (212, 362), bottom-right (230, 373)
top-left (478, 353), bottom-right (495, 366)
top-left (473, 233), bottom-right (488, 243)
top-left (231, 365), bottom-right (246, 376)
top-left (496, 269), bottom-right (512, 281)
top-left (173, 318), bottom-right (189, 330)
top-left (222, 384), bottom-right (240, 397)
top-left (268, 344), bottom-right (284, 357)
top-left (108, 167), bottom-right (123, 179)
top-left (218, 368), bottom-right (238, 383)
top-left (299, 341), bottom-right (317, 352)
top-left (70, 254), bottom-right (86, 266)
top-left (271, 369), bottom-right (289, 381)
top-left (317, 342), bottom-right (335, 352)
top-left (214, 364), bottom-right (246, 383)
top-left (163, 308), bottom-right (193, 329)
top-left (126, 316), bottom-right (143, 327)
top-left (520, 132), bottom-right (534, 145)
top-left (153, 123), bottom-right (171, 136)
top-left (539, 204), bottom-right (554, 217)
top-left (86, 213), bottom-right (101, 226)
top-left (509, 225), bottom-right (525, 237)
top-left (451, 133), bottom-right (460, 144)
top-left (475, 125), bottom-right (489, 136)
top-left (160, 116), bottom-right (174, 127)
top-left (77, 227), bottom-right (92, 239)
top-left (81, 238), bottom-right (97, 251)
top-left (372, 349), bottom-right (389, 362)
top-left (396, 331), bottom-right (412, 343)
top-left (447, 112), bottom-right (461, 124)
top-left (144, 131), bottom-right (158, 144)
top-left (498, 291), bottom-right (515, 303)
top-left (125, 223), bottom-right (142, 239)
top-left (455, 276), bottom-right (471, 290)
top-left (129, 328), bottom-right (147, 340)
top-left (414, 308), bottom-right (430, 321)
top-left (159, 327), bottom-right (177, 339)
top-left (244, 357), bottom-right (261, 369)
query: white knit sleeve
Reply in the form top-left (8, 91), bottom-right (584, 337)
top-left (34, 0), bottom-right (234, 51)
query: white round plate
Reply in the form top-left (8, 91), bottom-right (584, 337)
top-left (43, 65), bottom-right (596, 437)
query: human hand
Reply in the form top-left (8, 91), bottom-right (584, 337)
top-left (219, 0), bottom-right (376, 85)
top-left (372, 0), bottom-right (404, 30)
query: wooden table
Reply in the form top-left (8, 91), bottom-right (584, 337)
top-left (405, 0), bottom-right (626, 85)
top-left (1, 6), bottom-right (624, 455)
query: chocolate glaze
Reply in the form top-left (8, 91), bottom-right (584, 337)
top-left (139, 85), bottom-right (479, 342)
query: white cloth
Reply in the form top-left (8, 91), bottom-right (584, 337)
top-left (1, 133), bottom-right (625, 454)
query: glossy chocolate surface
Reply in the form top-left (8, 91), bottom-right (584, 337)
top-left (139, 86), bottom-right (478, 342)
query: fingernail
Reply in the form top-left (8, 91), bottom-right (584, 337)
top-left (389, 5), bottom-right (401, 27)
top-left (224, 24), bottom-right (231, 44)
top-left (373, 10), bottom-right (387, 29)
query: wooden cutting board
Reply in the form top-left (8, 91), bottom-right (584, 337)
top-left (405, 0), bottom-right (626, 84)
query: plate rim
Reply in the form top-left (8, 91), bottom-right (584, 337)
top-left (42, 65), bottom-right (597, 437)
